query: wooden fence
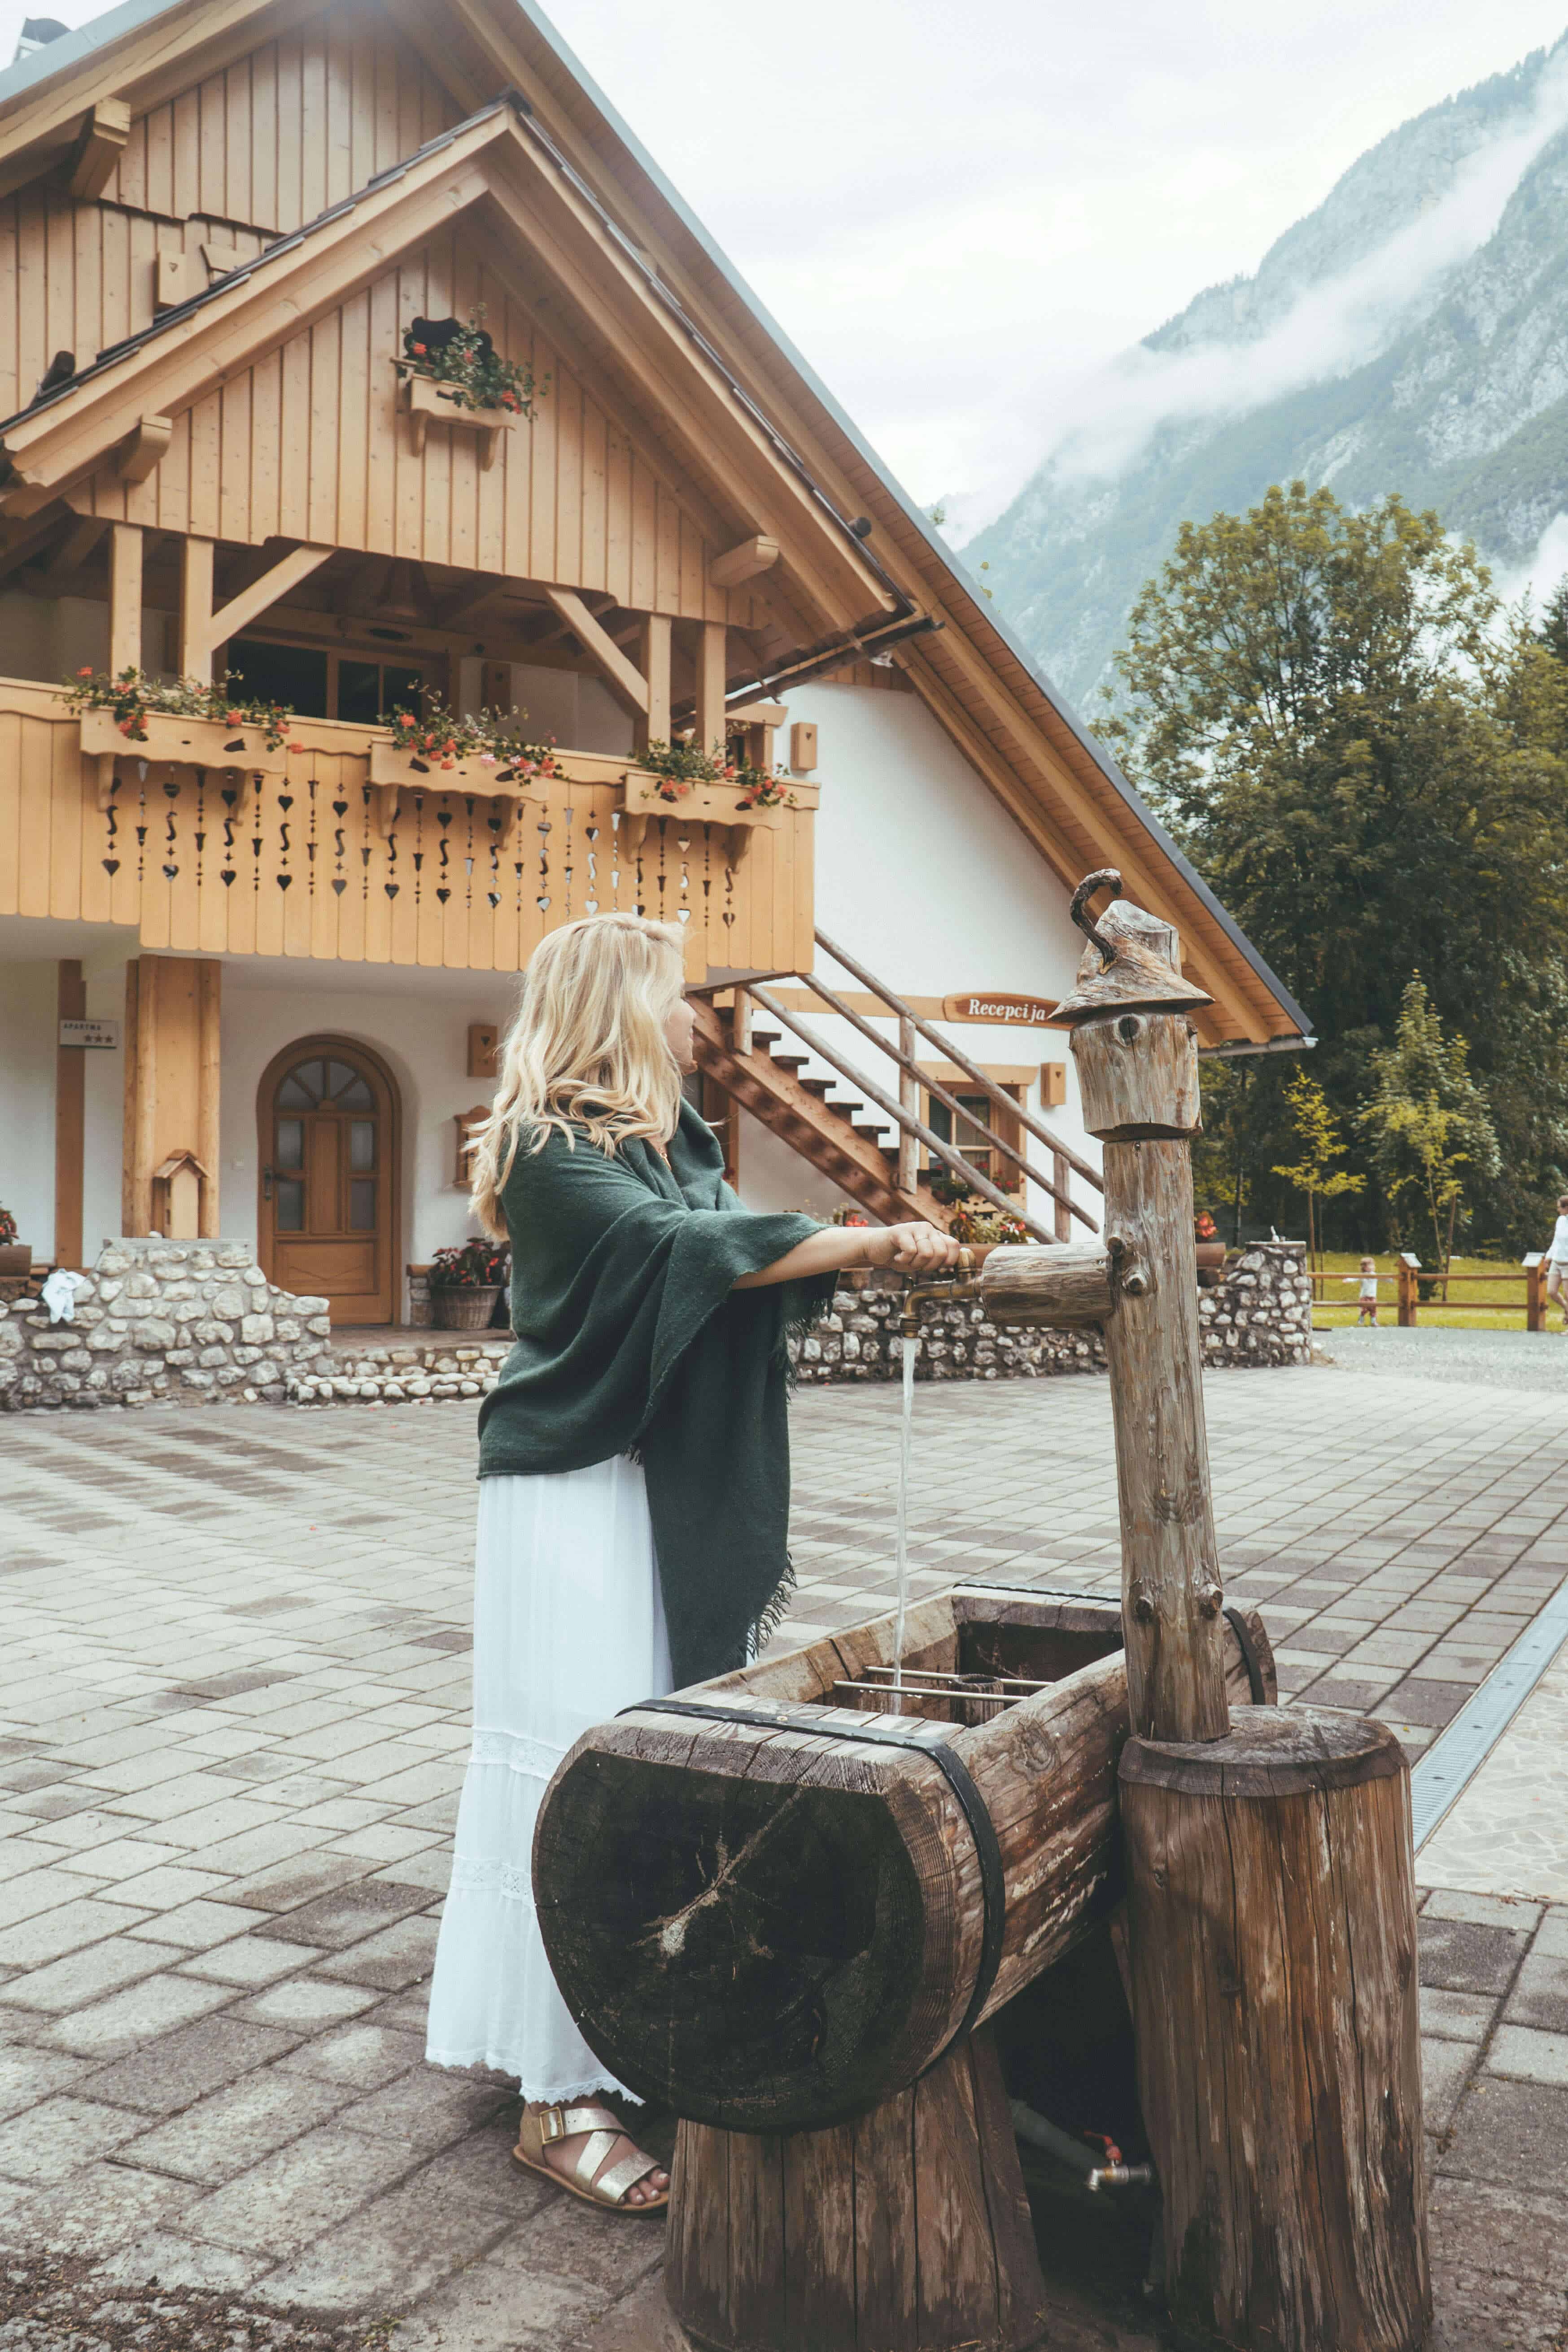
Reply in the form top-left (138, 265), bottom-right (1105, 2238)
top-left (1311, 1252), bottom-right (1549, 1330)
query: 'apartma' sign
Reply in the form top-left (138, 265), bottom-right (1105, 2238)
top-left (941, 992), bottom-right (1056, 1027)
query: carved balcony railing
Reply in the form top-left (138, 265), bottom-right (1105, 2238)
top-left (0, 681), bottom-right (820, 976)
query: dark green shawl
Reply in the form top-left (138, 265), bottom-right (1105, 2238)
top-left (476, 1097), bottom-right (832, 1686)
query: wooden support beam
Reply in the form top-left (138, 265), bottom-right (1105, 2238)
top-left (179, 538), bottom-right (332, 679)
top-left (45, 515), bottom-right (106, 580)
top-left (710, 534), bottom-right (779, 588)
top-left (178, 536), bottom-right (214, 682)
top-left (638, 612), bottom-right (671, 749)
top-left (117, 415), bottom-right (173, 485)
top-left (54, 960), bottom-right (86, 1272)
top-left (0, 509), bottom-right (66, 584)
top-left (694, 620), bottom-right (727, 759)
top-left (122, 956), bottom-right (222, 1239)
top-left (109, 524), bottom-right (143, 675)
top-left (437, 576), bottom-right (502, 633)
top-left (66, 99), bottom-right (131, 200)
top-left (544, 587), bottom-right (648, 713)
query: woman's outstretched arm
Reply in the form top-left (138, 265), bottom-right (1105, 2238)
top-left (733, 1220), bottom-right (961, 1290)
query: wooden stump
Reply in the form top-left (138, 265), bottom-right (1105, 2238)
top-left (666, 2025), bottom-right (1046, 2352)
top-left (1119, 1706), bottom-right (1430, 2352)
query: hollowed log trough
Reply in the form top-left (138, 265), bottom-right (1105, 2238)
top-left (533, 1583), bottom-right (1275, 2136)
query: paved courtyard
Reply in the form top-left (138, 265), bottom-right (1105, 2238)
top-left (1, 1355), bottom-right (1568, 2345)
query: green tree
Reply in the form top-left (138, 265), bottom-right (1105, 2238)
top-left (1270, 1072), bottom-right (1364, 1270)
top-left (1358, 978), bottom-right (1499, 1277)
top-left (1100, 482), bottom-right (1568, 1249)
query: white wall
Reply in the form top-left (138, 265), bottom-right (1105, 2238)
top-left (218, 969), bottom-right (514, 1279)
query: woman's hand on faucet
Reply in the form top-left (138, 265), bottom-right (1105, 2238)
top-left (863, 1222), bottom-right (964, 1274)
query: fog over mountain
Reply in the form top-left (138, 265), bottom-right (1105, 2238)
top-left (964, 34), bottom-right (1568, 705)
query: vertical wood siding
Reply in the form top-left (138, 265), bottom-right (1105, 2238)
top-left (0, 692), bottom-right (816, 978)
top-left (0, 5), bottom-right (454, 422)
top-left (78, 241), bottom-right (731, 616)
top-left (101, 11), bottom-right (457, 234)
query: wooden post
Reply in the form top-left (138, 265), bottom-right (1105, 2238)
top-left (108, 524), bottom-right (143, 675)
top-left (179, 536), bottom-right (215, 682)
top-left (1527, 1252), bottom-right (1545, 1332)
top-left (667, 2028), bottom-right (1046, 2352)
top-left (54, 960), bottom-right (86, 1270)
top-left (1051, 871), bottom-right (1430, 2352)
top-left (897, 1015), bottom-right (919, 1197)
top-left (1398, 1250), bottom-right (1419, 1327)
top-left (122, 957), bottom-right (222, 1237)
top-left (694, 619), bottom-right (727, 759)
top-left (1120, 1711), bottom-right (1429, 2352)
top-left (637, 611), bottom-right (672, 751)
top-left (1052, 1148), bottom-right (1070, 1242)
top-left (1055, 881), bottom-right (1228, 1745)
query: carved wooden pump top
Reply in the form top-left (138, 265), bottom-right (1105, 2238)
top-left (1051, 869), bottom-right (1213, 1025)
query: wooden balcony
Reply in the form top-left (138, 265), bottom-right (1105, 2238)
top-left (0, 680), bottom-right (819, 977)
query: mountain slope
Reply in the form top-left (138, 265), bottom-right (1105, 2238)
top-left (967, 37), bottom-right (1568, 706)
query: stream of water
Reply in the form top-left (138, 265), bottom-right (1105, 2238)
top-left (889, 1330), bottom-right (917, 1714)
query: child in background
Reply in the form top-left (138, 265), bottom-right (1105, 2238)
top-left (1343, 1257), bottom-right (1379, 1326)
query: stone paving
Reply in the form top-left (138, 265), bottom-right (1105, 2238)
top-left (0, 1360), bottom-right (1567, 2344)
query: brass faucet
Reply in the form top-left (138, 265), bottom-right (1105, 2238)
top-left (900, 1245), bottom-right (978, 1337)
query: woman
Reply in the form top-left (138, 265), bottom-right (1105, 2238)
top-left (425, 913), bottom-right (958, 2214)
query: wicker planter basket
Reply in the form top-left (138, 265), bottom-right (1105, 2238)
top-left (0, 1244), bottom-right (31, 1276)
top-left (432, 1283), bottom-right (504, 1331)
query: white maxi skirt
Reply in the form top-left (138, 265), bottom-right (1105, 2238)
top-left (424, 1455), bottom-right (674, 2100)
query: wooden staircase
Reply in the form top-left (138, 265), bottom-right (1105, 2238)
top-left (690, 934), bottom-right (1104, 1238)
top-left (690, 999), bottom-right (952, 1226)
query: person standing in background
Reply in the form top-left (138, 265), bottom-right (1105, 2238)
top-left (1546, 1195), bottom-right (1568, 1332)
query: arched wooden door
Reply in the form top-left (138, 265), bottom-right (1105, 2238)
top-left (257, 1038), bottom-right (400, 1325)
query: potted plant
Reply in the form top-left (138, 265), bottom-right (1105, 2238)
top-left (0, 1205), bottom-right (28, 1277)
top-left (1194, 1209), bottom-right (1227, 1287)
top-left (394, 311), bottom-right (545, 468)
top-left (428, 1238), bottom-right (510, 1331)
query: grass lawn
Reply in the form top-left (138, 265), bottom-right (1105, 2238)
top-left (1307, 1249), bottom-right (1549, 1331)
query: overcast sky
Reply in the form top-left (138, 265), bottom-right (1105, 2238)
top-left (7, 0), bottom-right (1568, 524)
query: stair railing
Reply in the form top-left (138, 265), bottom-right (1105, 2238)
top-left (780, 972), bottom-right (1096, 1236)
top-left (813, 928), bottom-right (1104, 1200)
top-left (746, 983), bottom-right (1064, 1244)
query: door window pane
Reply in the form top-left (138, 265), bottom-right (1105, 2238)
top-left (276, 1117), bottom-right (304, 1170)
top-left (348, 1178), bottom-right (376, 1231)
top-left (325, 1060), bottom-right (373, 1109)
top-left (349, 1119), bottom-right (375, 1171)
top-left (278, 1057), bottom-right (326, 1108)
top-left (275, 1178), bottom-right (305, 1231)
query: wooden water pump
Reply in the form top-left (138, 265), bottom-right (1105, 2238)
top-left (532, 871), bottom-right (1428, 2352)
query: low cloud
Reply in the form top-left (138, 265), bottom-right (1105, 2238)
top-left (952, 48), bottom-right (1568, 539)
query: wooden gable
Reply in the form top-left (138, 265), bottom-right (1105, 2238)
top-left (0, 1), bottom-right (455, 423)
top-left (69, 228), bottom-right (736, 617)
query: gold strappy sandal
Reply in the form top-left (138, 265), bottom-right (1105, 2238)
top-left (512, 2101), bottom-right (670, 2214)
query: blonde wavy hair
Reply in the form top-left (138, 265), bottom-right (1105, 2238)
top-left (469, 913), bottom-right (688, 1239)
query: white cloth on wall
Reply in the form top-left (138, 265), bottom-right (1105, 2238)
top-left (40, 1269), bottom-right (90, 1324)
top-left (424, 1454), bottom-right (674, 2100)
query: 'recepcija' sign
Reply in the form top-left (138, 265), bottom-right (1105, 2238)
top-left (941, 992), bottom-right (1057, 1027)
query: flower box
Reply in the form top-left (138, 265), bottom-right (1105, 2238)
top-left (366, 738), bottom-right (555, 838)
top-left (79, 707), bottom-right (290, 809)
top-left (401, 371), bottom-right (519, 471)
top-left (618, 766), bottom-right (815, 861)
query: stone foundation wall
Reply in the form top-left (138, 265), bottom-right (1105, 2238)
top-left (0, 1240), bottom-right (334, 1412)
top-left (790, 1245), bottom-right (1312, 1383)
top-left (2, 1240), bottom-right (1311, 1411)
